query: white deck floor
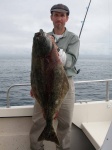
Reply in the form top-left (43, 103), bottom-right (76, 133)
top-left (0, 117), bottom-right (56, 150)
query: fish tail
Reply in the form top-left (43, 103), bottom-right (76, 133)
top-left (38, 124), bottom-right (60, 146)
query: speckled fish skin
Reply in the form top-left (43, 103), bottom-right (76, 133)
top-left (31, 29), bottom-right (69, 146)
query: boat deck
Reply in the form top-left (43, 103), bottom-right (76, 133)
top-left (0, 116), bottom-right (95, 150)
top-left (1, 79), bottom-right (112, 149)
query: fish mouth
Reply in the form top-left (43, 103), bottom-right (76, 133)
top-left (34, 29), bottom-right (45, 40)
top-left (34, 29), bottom-right (47, 44)
top-left (34, 29), bottom-right (53, 56)
top-left (39, 29), bottom-right (46, 36)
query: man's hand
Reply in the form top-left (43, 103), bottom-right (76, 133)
top-left (53, 111), bottom-right (59, 120)
top-left (58, 49), bottom-right (66, 66)
top-left (30, 89), bottom-right (34, 98)
top-left (49, 35), bottom-right (58, 50)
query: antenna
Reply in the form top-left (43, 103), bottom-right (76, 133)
top-left (79, 0), bottom-right (92, 38)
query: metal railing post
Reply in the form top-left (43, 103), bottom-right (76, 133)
top-left (106, 81), bottom-right (109, 101)
top-left (6, 84), bottom-right (31, 108)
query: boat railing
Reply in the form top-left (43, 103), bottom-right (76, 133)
top-left (7, 84), bottom-right (31, 108)
top-left (6, 79), bottom-right (112, 108)
top-left (74, 79), bottom-right (112, 103)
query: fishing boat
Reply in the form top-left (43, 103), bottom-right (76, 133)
top-left (1, 0), bottom-right (112, 149)
top-left (0, 79), bottom-right (112, 150)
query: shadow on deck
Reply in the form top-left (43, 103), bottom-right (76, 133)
top-left (0, 117), bottom-right (95, 150)
top-left (71, 124), bottom-right (95, 150)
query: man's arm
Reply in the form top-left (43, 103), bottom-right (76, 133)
top-left (65, 35), bottom-right (80, 69)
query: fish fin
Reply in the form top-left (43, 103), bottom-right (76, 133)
top-left (38, 125), bottom-right (60, 146)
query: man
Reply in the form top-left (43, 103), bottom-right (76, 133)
top-left (30, 4), bottom-right (80, 150)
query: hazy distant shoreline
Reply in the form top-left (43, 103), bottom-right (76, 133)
top-left (0, 54), bottom-right (111, 59)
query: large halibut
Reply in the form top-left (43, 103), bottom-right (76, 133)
top-left (31, 29), bottom-right (69, 146)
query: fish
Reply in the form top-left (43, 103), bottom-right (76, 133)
top-left (30, 29), bottom-right (69, 146)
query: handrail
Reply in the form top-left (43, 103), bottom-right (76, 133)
top-left (6, 79), bottom-right (112, 108)
top-left (74, 79), bottom-right (112, 102)
top-left (74, 79), bottom-right (112, 84)
top-left (7, 84), bottom-right (31, 108)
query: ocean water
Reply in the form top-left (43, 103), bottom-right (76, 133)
top-left (0, 55), bottom-right (112, 107)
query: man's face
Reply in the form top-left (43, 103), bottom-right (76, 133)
top-left (51, 12), bottom-right (68, 30)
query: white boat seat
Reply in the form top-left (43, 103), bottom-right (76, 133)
top-left (81, 121), bottom-right (111, 150)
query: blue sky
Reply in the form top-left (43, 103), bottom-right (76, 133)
top-left (0, 0), bottom-right (112, 57)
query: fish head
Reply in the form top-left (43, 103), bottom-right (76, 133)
top-left (33, 29), bottom-right (53, 57)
